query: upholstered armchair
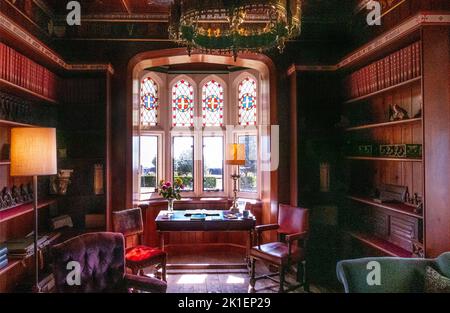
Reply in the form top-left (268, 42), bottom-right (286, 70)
top-left (337, 252), bottom-right (450, 293)
top-left (51, 232), bottom-right (167, 293)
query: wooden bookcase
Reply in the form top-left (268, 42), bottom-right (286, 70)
top-left (341, 26), bottom-right (450, 259)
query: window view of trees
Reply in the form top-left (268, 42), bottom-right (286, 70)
top-left (238, 135), bottom-right (257, 192)
top-left (140, 136), bottom-right (158, 193)
top-left (173, 136), bottom-right (194, 191)
top-left (203, 136), bottom-right (224, 191)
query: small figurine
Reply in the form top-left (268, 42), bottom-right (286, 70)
top-left (389, 104), bottom-right (409, 121)
top-left (11, 185), bottom-right (22, 203)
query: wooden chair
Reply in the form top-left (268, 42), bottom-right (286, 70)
top-left (112, 208), bottom-right (167, 281)
top-left (248, 204), bottom-right (309, 293)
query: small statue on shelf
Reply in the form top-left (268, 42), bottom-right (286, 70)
top-left (11, 185), bottom-right (22, 203)
top-left (389, 104), bottom-right (409, 121)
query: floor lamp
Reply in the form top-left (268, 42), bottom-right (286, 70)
top-left (10, 128), bottom-right (57, 292)
top-left (226, 143), bottom-right (246, 213)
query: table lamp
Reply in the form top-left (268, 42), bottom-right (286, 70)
top-left (10, 128), bottom-right (57, 292)
top-left (226, 143), bottom-right (246, 213)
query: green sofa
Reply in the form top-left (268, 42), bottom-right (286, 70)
top-left (336, 252), bottom-right (450, 293)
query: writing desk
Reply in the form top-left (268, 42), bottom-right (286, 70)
top-left (155, 210), bottom-right (256, 270)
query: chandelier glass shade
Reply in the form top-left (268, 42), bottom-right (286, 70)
top-left (169, 0), bottom-right (302, 59)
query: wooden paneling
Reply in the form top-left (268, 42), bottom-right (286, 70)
top-left (423, 26), bottom-right (450, 257)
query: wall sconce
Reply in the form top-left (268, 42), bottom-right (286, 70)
top-left (319, 162), bottom-right (330, 193)
top-left (94, 164), bottom-right (104, 195)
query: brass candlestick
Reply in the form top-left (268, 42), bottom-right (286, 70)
top-left (230, 172), bottom-right (240, 213)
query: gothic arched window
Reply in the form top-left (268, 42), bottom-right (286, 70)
top-left (172, 80), bottom-right (194, 127)
top-left (238, 77), bottom-right (257, 126)
top-left (140, 77), bottom-right (158, 127)
top-left (202, 80), bottom-right (224, 127)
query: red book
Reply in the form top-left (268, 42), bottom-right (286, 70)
top-left (384, 56), bottom-right (391, 87)
top-left (372, 63), bottom-right (378, 92)
top-left (10, 48), bottom-right (17, 85)
top-left (415, 42), bottom-right (421, 76)
top-left (0, 43), bottom-right (5, 80)
top-left (399, 48), bottom-right (405, 82)
top-left (406, 44), bottom-right (412, 80)
top-left (25, 57), bottom-right (31, 91)
top-left (31, 61), bottom-right (37, 93)
top-left (393, 51), bottom-right (399, 85)
top-left (377, 60), bottom-right (384, 90)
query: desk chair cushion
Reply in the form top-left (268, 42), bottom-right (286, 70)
top-left (126, 245), bottom-right (166, 268)
top-left (250, 242), bottom-right (305, 266)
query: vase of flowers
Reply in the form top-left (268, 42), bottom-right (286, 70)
top-left (158, 178), bottom-right (184, 214)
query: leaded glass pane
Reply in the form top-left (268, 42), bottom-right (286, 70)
top-left (140, 77), bottom-right (159, 127)
top-left (202, 80), bottom-right (224, 127)
top-left (238, 77), bottom-right (257, 126)
top-left (172, 80), bottom-right (194, 127)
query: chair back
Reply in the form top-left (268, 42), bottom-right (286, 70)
top-left (51, 232), bottom-right (126, 293)
top-left (278, 204), bottom-right (309, 234)
top-left (112, 208), bottom-right (144, 237)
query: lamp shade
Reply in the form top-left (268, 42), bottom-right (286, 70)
top-left (226, 143), bottom-right (246, 166)
top-left (10, 128), bottom-right (57, 176)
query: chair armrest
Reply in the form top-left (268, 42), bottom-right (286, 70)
top-left (255, 224), bottom-right (279, 233)
top-left (125, 273), bottom-right (167, 293)
top-left (286, 231), bottom-right (308, 243)
top-left (254, 224), bottom-right (279, 247)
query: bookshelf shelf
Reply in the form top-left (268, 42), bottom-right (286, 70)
top-left (348, 195), bottom-right (423, 219)
top-left (0, 161), bottom-right (10, 166)
top-left (344, 76), bottom-right (422, 104)
top-left (0, 78), bottom-right (58, 105)
top-left (345, 118), bottom-right (422, 131)
top-left (346, 156), bottom-right (422, 162)
top-left (0, 198), bottom-right (57, 224)
top-left (345, 230), bottom-right (413, 258)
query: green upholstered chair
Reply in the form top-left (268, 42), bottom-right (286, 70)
top-left (336, 252), bottom-right (450, 293)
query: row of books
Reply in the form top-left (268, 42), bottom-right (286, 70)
top-left (4, 234), bottom-right (49, 259)
top-left (0, 43), bottom-right (60, 102)
top-left (0, 245), bottom-right (7, 271)
top-left (344, 42), bottom-right (421, 100)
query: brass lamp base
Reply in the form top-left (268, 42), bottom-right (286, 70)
top-left (229, 173), bottom-right (240, 213)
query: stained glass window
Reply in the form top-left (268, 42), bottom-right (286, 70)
top-left (202, 80), bottom-right (224, 127)
top-left (172, 80), bottom-right (194, 127)
top-left (140, 77), bottom-right (158, 127)
top-left (238, 77), bottom-right (257, 126)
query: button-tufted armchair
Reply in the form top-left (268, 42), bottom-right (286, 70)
top-left (51, 232), bottom-right (167, 293)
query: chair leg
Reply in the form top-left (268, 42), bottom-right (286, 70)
top-left (278, 266), bottom-right (285, 293)
top-left (303, 261), bottom-right (310, 292)
top-left (161, 256), bottom-right (167, 282)
top-left (297, 261), bottom-right (304, 284)
top-left (248, 258), bottom-right (256, 293)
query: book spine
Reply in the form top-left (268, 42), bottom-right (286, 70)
top-left (415, 41), bottom-right (421, 76)
top-left (385, 54), bottom-right (391, 87)
top-left (0, 43), bottom-right (4, 80)
top-left (407, 44), bottom-right (412, 80)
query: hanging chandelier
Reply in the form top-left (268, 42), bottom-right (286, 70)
top-left (169, 0), bottom-right (302, 59)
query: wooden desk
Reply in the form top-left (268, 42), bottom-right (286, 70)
top-left (155, 210), bottom-right (256, 270)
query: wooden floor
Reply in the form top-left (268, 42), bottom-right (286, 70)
top-left (145, 245), bottom-right (334, 293)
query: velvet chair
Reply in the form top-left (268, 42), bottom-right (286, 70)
top-left (249, 204), bottom-right (309, 293)
top-left (51, 232), bottom-right (167, 293)
top-left (112, 208), bottom-right (167, 281)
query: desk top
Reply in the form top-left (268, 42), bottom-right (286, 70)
top-left (155, 210), bottom-right (255, 231)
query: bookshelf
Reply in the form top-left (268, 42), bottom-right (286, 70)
top-left (341, 39), bottom-right (425, 259)
top-left (0, 43), bottom-right (60, 104)
top-left (341, 26), bottom-right (450, 259)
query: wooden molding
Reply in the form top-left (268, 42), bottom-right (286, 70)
top-left (0, 12), bottom-right (114, 74)
top-left (288, 12), bottom-right (450, 73)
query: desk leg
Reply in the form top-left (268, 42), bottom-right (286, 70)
top-left (159, 232), bottom-right (165, 251)
top-left (246, 230), bottom-right (252, 273)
